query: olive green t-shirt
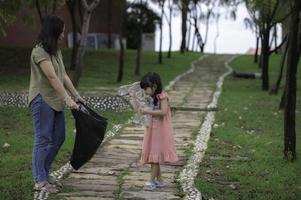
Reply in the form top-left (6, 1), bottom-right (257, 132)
top-left (28, 44), bottom-right (66, 111)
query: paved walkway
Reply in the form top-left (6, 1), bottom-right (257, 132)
top-left (57, 55), bottom-right (232, 200)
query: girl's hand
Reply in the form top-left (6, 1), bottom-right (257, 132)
top-left (139, 107), bottom-right (147, 115)
top-left (128, 89), bottom-right (136, 98)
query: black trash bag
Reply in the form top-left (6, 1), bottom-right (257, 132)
top-left (70, 102), bottom-right (108, 170)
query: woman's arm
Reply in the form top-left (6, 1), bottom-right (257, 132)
top-left (63, 74), bottom-right (78, 97)
top-left (140, 98), bottom-right (168, 116)
top-left (39, 60), bottom-right (78, 109)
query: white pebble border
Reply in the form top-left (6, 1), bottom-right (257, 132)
top-left (33, 55), bottom-right (207, 200)
top-left (179, 55), bottom-right (238, 200)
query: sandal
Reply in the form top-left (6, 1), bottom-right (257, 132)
top-left (144, 182), bottom-right (157, 191)
top-left (34, 181), bottom-right (59, 194)
top-left (154, 180), bottom-right (164, 188)
top-left (48, 175), bottom-right (62, 188)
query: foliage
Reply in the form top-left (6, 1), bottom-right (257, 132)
top-left (126, 2), bottom-right (160, 49)
top-left (0, 0), bottom-right (22, 36)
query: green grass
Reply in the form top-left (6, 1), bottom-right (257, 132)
top-left (0, 107), bottom-right (132, 200)
top-left (0, 48), bottom-right (201, 92)
top-left (0, 49), bottom-right (201, 199)
top-left (194, 55), bottom-right (301, 200)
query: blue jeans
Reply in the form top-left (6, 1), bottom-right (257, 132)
top-left (31, 95), bottom-right (65, 181)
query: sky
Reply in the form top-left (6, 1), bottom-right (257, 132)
top-left (147, 2), bottom-right (281, 54)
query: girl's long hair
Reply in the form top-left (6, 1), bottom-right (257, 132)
top-left (37, 15), bottom-right (64, 55)
top-left (140, 72), bottom-right (163, 106)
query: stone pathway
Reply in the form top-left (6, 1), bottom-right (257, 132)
top-left (56, 55), bottom-right (232, 200)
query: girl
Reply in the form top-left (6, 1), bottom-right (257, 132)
top-left (29, 15), bottom-right (83, 193)
top-left (129, 72), bottom-right (178, 191)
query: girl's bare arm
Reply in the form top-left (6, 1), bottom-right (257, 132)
top-left (141, 98), bottom-right (168, 116)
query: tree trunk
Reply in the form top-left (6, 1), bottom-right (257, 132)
top-left (158, 1), bottom-right (164, 64)
top-left (44, 0), bottom-right (48, 15)
top-left (273, 25), bottom-right (278, 54)
top-left (279, 85), bottom-right (286, 110)
top-left (187, 13), bottom-right (192, 51)
top-left (167, 20), bottom-right (172, 58)
top-left (117, 1), bottom-right (126, 82)
top-left (52, 0), bottom-right (57, 14)
top-left (261, 29), bottom-right (270, 91)
top-left (107, 0), bottom-right (112, 48)
top-left (270, 40), bottom-right (289, 94)
top-left (66, 0), bottom-right (80, 71)
top-left (117, 34), bottom-right (124, 82)
top-left (254, 36), bottom-right (259, 63)
top-left (167, 1), bottom-right (172, 58)
top-left (283, 0), bottom-right (301, 161)
top-left (72, 11), bottom-right (92, 87)
top-left (135, 0), bottom-right (143, 76)
top-left (36, 0), bottom-right (43, 24)
top-left (180, 1), bottom-right (188, 53)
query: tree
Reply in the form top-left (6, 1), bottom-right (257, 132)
top-left (245, 0), bottom-right (290, 91)
top-left (0, 0), bottom-right (22, 36)
top-left (125, 1), bottom-right (160, 75)
top-left (151, 0), bottom-right (166, 63)
top-left (269, 37), bottom-right (288, 94)
top-left (283, 0), bottom-right (301, 161)
top-left (106, 0), bottom-right (112, 48)
top-left (35, 0), bottom-right (64, 23)
top-left (244, 4), bottom-right (261, 63)
top-left (72, 0), bottom-right (101, 87)
top-left (189, 0), bottom-right (216, 53)
top-left (180, 0), bottom-right (190, 53)
top-left (125, 2), bottom-right (160, 49)
top-left (66, 0), bottom-right (81, 72)
top-left (117, 0), bottom-right (127, 82)
top-left (164, 0), bottom-right (174, 58)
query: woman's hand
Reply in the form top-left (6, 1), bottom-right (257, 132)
top-left (64, 96), bottom-right (79, 110)
top-left (74, 94), bottom-right (85, 103)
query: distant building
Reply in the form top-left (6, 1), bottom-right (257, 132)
top-left (0, 1), bottom-right (124, 49)
top-left (246, 48), bottom-right (261, 55)
top-left (142, 33), bottom-right (155, 51)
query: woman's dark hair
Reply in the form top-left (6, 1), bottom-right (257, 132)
top-left (140, 72), bottom-right (163, 106)
top-left (37, 15), bottom-right (64, 55)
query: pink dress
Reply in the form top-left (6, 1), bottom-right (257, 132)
top-left (140, 91), bottom-right (179, 164)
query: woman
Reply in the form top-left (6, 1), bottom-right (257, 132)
top-left (28, 15), bottom-right (83, 193)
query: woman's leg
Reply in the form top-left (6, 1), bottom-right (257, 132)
top-left (45, 111), bottom-right (66, 177)
top-left (31, 95), bottom-right (55, 182)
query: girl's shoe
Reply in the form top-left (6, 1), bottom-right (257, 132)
top-left (34, 181), bottom-right (59, 194)
top-left (144, 182), bottom-right (157, 191)
top-left (154, 180), bottom-right (164, 188)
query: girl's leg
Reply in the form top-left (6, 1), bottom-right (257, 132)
top-left (150, 163), bottom-right (157, 182)
top-left (157, 164), bottom-right (163, 182)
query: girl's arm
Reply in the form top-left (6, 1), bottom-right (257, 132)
top-left (141, 98), bottom-right (168, 116)
top-left (128, 91), bottom-right (139, 113)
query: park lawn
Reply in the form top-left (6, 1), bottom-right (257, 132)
top-left (0, 48), bottom-right (201, 92)
top-left (0, 108), bottom-right (132, 200)
top-left (194, 55), bottom-right (301, 200)
top-left (0, 49), bottom-right (201, 199)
